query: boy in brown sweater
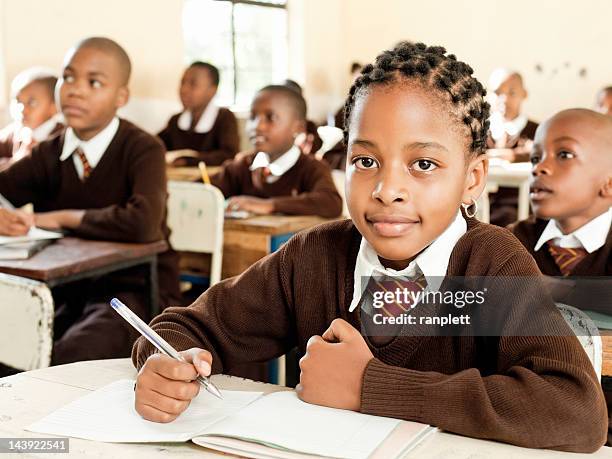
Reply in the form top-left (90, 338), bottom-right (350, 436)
top-left (0, 68), bottom-right (63, 168)
top-left (158, 62), bottom-right (239, 166)
top-left (133, 43), bottom-right (606, 452)
top-left (510, 108), bottom-right (612, 444)
top-left (0, 37), bottom-right (180, 366)
top-left (211, 85), bottom-right (342, 218)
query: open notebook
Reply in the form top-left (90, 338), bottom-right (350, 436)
top-left (27, 379), bottom-right (435, 459)
top-left (0, 226), bottom-right (63, 246)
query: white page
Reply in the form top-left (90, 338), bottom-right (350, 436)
top-left (27, 379), bottom-right (263, 443)
top-left (0, 226), bottom-right (63, 246)
top-left (198, 391), bottom-right (400, 459)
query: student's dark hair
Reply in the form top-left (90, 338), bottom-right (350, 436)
top-left (283, 79), bottom-right (303, 96)
top-left (350, 62), bottom-right (362, 73)
top-left (75, 37), bottom-right (132, 85)
top-left (189, 61), bottom-right (220, 87)
top-left (258, 85), bottom-right (307, 121)
top-left (343, 41), bottom-right (490, 155)
top-left (601, 86), bottom-right (612, 94)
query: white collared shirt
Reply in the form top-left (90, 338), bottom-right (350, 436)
top-left (249, 146), bottom-right (301, 184)
top-left (534, 208), bottom-right (612, 253)
top-left (60, 117), bottom-right (120, 179)
top-left (348, 210), bottom-right (467, 312)
top-left (177, 101), bottom-right (220, 133)
top-left (489, 112), bottom-right (528, 141)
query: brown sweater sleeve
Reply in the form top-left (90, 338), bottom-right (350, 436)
top-left (132, 243), bottom-right (295, 371)
top-left (360, 253), bottom-right (607, 453)
top-left (75, 138), bottom-right (167, 243)
top-left (0, 145), bottom-right (52, 206)
top-left (271, 160), bottom-right (343, 218)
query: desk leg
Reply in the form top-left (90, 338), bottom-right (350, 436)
top-left (268, 233), bottom-right (294, 385)
top-left (517, 181), bottom-right (531, 221)
top-left (147, 256), bottom-right (159, 317)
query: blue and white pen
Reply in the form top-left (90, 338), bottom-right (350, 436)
top-left (110, 297), bottom-right (223, 399)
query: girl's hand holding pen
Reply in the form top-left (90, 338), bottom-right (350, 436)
top-left (135, 347), bottom-right (213, 423)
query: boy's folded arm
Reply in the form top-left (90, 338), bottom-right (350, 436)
top-left (360, 345), bottom-right (606, 453)
top-left (271, 163), bottom-right (343, 218)
top-left (132, 240), bottom-right (297, 373)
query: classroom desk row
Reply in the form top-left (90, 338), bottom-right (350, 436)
top-left (0, 358), bottom-right (609, 458)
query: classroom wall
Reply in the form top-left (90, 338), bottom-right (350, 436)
top-left (299, 0), bottom-right (612, 123)
top-left (1, 0), bottom-right (610, 127)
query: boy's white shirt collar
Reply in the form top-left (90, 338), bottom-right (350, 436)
top-left (490, 111), bottom-right (528, 141)
top-left (249, 145), bottom-right (301, 183)
top-left (534, 207), bottom-right (612, 253)
top-left (348, 210), bottom-right (467, 312)
top-left (60, 117), bottom-right (120, 179)
top-left (177, 101), bottom-right (220, 133)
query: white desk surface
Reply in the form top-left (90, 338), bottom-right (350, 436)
top-left (0, 359), bottom-right (609, 458)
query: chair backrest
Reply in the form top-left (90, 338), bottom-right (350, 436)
top-left (331, 169), bottom-right (349, 218)
top-left (167, 181), bottom-right (225, 286)
top-left (556, 302), bottom-right (602, 381)
top-left (0, 273), bottom-right (54, 371)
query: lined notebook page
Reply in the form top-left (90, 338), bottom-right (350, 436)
top-left (27, 379), bottom-right (262, 443)
top-left (196, 391), bottom-right (401, 459)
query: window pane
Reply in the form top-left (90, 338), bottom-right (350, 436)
top-left (233, 3), bottom-right (287, 107)
top-left (183, 0), bottom-right (234, 105)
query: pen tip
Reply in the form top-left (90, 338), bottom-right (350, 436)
top-left (209, 384), bottom-right (223, 399)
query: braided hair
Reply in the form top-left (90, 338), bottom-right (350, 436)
top-left (343, 42), bottom-right (490, 155)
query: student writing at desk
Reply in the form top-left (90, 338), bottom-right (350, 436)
top-left (211, 84), bottom-right (342, 218)
top-left (509, 108), bottom-right (612, 444)
top-left (133, 43), bottom-right (606, 452)
top-left (0, 37), bottom-right (180, 371)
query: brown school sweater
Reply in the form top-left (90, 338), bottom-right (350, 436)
top-left (211, 151), bottom-right (342, 218)
top-left (133, 218), bottom-right (607, 452)
top-left (0, 122), bottom-right (64, 170)
top-left (158, 108), bottom-right (239, 166)
top-left (0, 119), bottom-right (180, 305)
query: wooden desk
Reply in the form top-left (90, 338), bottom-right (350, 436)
top-left (601, 331), bottom-right (612, 376)
top-left (0, 359), bottom-right (609, 458)
top-left (222, 215), bottom-right (336, 278)
top-left (167, 166), bottom-right (222, 182)
top-left (0, 237), bottom-right (167, 314)
top-left (487, 162), bottom-right (532, 220)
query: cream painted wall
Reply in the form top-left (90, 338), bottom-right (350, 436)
top-left (0, 0), bottom-right (185, 118)
top-left (300, 0), bottom-right (612, 123)
top-left (1, 0), bottom-right (610, 127)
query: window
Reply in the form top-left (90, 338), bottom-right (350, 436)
top-left (183, 0), bottom-right (288, 109)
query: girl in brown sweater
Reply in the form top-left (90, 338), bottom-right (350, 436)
top-left (133, 43), bottom-right (607, 452)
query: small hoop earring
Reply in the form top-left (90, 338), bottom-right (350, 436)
top-left (461, 197), bottom-right (478, 218)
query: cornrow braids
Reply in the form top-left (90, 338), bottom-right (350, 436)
top-left (343, 41), bottom-right (490, 155)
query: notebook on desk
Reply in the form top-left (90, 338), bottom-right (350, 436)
top-left (0, 238), bottom-right (53, 260)
top-left (27, 379), bottom-right (435, 459)
top-left (0, 226), bottom-right (63, 246)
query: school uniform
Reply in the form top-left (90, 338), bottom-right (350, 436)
top-left (211, 146), bottom-right (343, 218)
top-left (487, 114), bottom-right (539, 227)
top-left (0, 117), bottom-right (181, 365)
top-left (0, 115), bottom-right (64, 169)
top-left (133, 214), bottom-right (606, 452)
top-left (158, 102), bottom-right (239, 166)
top-left (510, 209), bottom-right (612, 445)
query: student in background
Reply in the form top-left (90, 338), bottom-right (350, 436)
top-left (132, 43), bottom-right (605, 452)
top-left (0, 37), bottom-right (181, 367)
top-left (0, 68), bottom-right (63, 168)
top-left (211, 85), bottom-right (342, 218)
top-left (486, 68), bottom-right (539, 226)
top-left (158, 62), bottom-right (239, 166)
top-left (509, 109), bottom-right (612, 445)
top-left (596, 86), bottom-right (612, 116)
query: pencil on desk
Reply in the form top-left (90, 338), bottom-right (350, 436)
top-left (198, 161), bottom-right (211, 185)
